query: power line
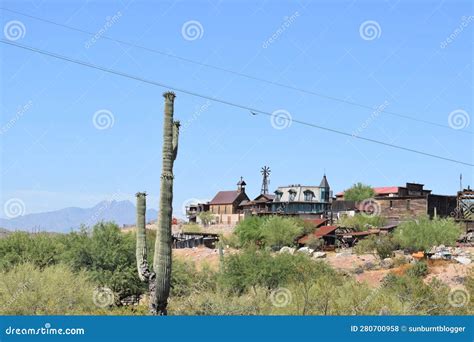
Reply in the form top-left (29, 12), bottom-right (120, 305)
top-left (1, 39), bottom-right (472, 167)
top-left (1, 6), bottom-right (471, 135)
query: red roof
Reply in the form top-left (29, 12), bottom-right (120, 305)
top-left (298, 225), bottom-right (337, 244)
top-left (210, 191), bottom-right (241, 205)
top-left (373, 186), bottom-right (399, 195)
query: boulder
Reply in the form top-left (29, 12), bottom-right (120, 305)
top-left (380, 257), bottom-right (394, 269)
top-left (297, 247), bottom-right (314, 256)
top-left (313, 251), bottom-right (327, 259)
top-left (454, 256), bottom-right (471, 265)
top-left (279, 246), bottom-right (295, 255)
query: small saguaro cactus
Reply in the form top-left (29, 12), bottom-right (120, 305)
top-left (136, 91), bottom-right (180, 316)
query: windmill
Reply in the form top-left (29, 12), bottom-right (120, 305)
top-left (260, 166), bottom-right (271, 195)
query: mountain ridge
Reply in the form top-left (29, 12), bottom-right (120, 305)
top-left (0, 200), bottom-right (158, 233)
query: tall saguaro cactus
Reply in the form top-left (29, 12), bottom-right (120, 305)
top-left (136, 92), bottom-right (179, 315)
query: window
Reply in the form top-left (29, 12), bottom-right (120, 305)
top-left (389, 200), bottom-right (393, 209)
top-left (303, 190), bottom-right (314, 202)
top-left (289, 189), bottom-right (297, 202)
top-left (406, 199), bottom-right (411, 210)
top-left (274, 190), bottom-right (283, 202)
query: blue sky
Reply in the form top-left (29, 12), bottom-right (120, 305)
top-left (0, 0), bottom-right (472, 219)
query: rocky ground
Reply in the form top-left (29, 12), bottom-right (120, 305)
top-left (172, 245), bottom-right (474, 290)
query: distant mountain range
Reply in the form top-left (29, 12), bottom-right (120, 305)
top-left (0, 200), bottom-right (158, 233)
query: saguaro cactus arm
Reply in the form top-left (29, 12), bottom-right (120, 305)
top-left (172, 121), bottom-right (180, 161)
top-left (135, 192), bottom-right (149, 281)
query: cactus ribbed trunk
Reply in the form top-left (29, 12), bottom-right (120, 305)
top-left (135, 92), bottom-right (179, 316)
top-left (135, 192), bottom-right (157, 314)
top-left (153, 91), bottom-right (179, 316)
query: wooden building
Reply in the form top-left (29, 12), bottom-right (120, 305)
top-left (208, 178), bottom-right (250, 224)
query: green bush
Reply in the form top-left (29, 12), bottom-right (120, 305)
top-left (0, 232), bottom-right (65, 271)
top-left (260, 216), bottom-right (303, 248)
top-left (61, 222), bottom-right (145, 300)
top-left (182, 223), bottom-right (202, 233)
top-left (394, 217), bottom-right (462, 251)
top-left (340, 214), bottom-right (386, 231)
top-left (343, 183), bottom-right (375, 202)
top-left (406, 261), bottom-right (428, 278)
top-left (353, 234), bottom-right (397, 259)
top-left (305, 236), bottom-right (324, 250)
top-left (0, 263), bottom-right (96, 315)
top-left (234, 216), bottom-right (265, 246)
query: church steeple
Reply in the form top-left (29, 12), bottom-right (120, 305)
top-left (237, 176), bottom-right (246, 193)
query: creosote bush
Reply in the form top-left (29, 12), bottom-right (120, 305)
top-left (0, 263), bottom-right (96, 315)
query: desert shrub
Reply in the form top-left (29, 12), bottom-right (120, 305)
top-left (220, 233), bottom-right (240, 249)
top-left (61, 222), bottom-right (145, 300)
top-left (380, 274), bottom-right (449, 314)
top-left (343, 183), bottom-right (375, 201)
top-left (0, 232), bottom-right (65, 271)
top-left (220, 249), bottom-right (303, 294)
top-left (406, 261), bottom-right (428, 278)
top-left (182, 223), bottom-right (202, 233)
top-left (353, 234), bottom-right (397, 259)
top-left (0, 263), bottom-right (96, 315)
top-left (305, 236), bottom-right (324, 250)
top-left (198, 211), bottom-right (215, 226)
top-left (171, 258), bottom-right (217, 297)
top-left (261, 216), bottom-right (303, 248)
top-left (393, 217), bottom-right (462, 251)
top-left (234, 216), bottom-right (265, 246)
top-left (340, 214), bottom-right (386, 231)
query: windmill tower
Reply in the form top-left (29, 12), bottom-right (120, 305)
top-left (260, 166), bottom-right (271, 195)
